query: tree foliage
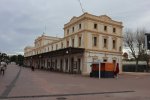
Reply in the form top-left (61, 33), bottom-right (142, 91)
top-left (10, 55), bottom-right (24, 66)
top-left (0, 52), bottom-right (9, 63)
top-left (124, 28), bottom-right (148, 71)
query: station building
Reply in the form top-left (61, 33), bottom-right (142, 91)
top-left (24, 13), bottom-right (123, 75)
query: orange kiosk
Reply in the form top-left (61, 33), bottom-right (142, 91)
top-left (90, 62), bottom-right (115, 78)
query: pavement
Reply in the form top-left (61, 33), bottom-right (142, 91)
top-left (0, 64), bottom-right (150, 100)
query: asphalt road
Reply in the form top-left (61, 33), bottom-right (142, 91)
top-left (0, 64), bottom-right (150, 100)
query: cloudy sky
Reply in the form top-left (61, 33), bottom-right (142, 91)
top-left (0, 0), bottom-right (150, 55)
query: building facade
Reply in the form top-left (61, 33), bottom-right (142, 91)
top-left (24, 13), bottom-right (123, 75)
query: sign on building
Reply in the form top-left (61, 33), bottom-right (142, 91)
top-left (145, 33), bottom-right (150, 49)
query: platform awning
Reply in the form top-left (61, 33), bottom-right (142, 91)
top-left (25, 47), bottom-right (85, 58)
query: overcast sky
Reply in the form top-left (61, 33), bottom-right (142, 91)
top-left (0, 0), bottom-right (150, 55)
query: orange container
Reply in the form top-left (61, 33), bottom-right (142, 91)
top-left (100, 63), bottom-right (105, 71)
top-left (91, 63), bottom-right (115, 71)
top-left (104, 63), bottom-right (115, 71)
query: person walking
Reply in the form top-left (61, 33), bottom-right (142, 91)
top-left (0, 61), bottom-right (7, 75)
top-left (31, 66), bottom-right (35, 71)
top-left (114, 63), bottom-right (119, 78)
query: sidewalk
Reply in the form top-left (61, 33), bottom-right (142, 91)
top-left (1, 65), bottom-right (150, 100)
top-left (0, 64), bottom-right (20, 96)
top-left (121, 72), bottom-right (150, 76)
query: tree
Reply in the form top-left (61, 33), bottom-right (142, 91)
top-left (10, 55), bottom-right (17, 62)
top-left (122, 52), bottom-right (128, 60)
top-left (10, 55), bottom-right (24, 66)
top-left (124, 29), bottom-right (146, 71)
top-left (0, 52), bottom-right (9, 62)
top-left (17, 55), bottom-right (24, 66)
top-left (142, 52), bottom-right (150, 71)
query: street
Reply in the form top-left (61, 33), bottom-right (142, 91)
top-left (0, 64), bottom-right (150, 100)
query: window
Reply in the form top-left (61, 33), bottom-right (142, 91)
top-left (78, 37), bottom-right (81, 46)
top-left (119, 46), bottom-right (122, 51)
top-left (72, 27), bottom-right (74, 32)
top-left (65, 59), bottom-right (68, 70)
top-left (103, 59), bottom-right (107, 62)
top-left (61, 42), bottom-right (63, 48)
top-left (67, 29), bottom-right (69, 34)
top-left (113, 28), bottom-right (116, 33)
top-left (56, 44), bottom-right (58, 50)
top-left (104, 26), bottom-right (107, 31)
top-left (79, 24), bottom-right (81, 29)
top-left (93, 37), bottom-right (97, 46)
top-left (67, 41), bottom-right (69, 47)
top-left (112, 40), bottom-right (116, 49)
top-left (113, 60), bottom-right (116, 65)
top-left (104, 38), bottom-right (107, 48)
top-left (52, 45), bottom-right (53, 50)
top-left (55, 59), bottom-right (57, 70)
top-left (94, 23), bottom-right (97, 29)
top-left (72, 39), bottom-right (74, 47)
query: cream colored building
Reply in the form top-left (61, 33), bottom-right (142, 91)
top-left (24, 13), bottom-right (123, 75)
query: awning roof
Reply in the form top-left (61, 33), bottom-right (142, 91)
top-left (25, 47), bottom-right (85, 58)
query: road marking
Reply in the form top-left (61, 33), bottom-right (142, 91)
top-left (0, 66), bottom-right (22, 97)
top-left (0, 90), bottom-right (135, 99)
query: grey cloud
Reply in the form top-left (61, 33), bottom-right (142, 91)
top-left (0, 0), bottom-right (150, 54)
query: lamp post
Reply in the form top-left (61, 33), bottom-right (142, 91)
top-left (66, 48), bottom-right (71, 73)
top-left (95, 59), bottom-right (101, 79)
top-left (66, 50), bottom-right (69, 73)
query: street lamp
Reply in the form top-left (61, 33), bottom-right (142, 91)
top-left (95, 59), bottom-right (101, 79)
top-left (66, 50), bottom-right (69, 73)
top-left (98, 60), bottom-right (101, 79)
top-left (66, 48), bottom-right (71, 73)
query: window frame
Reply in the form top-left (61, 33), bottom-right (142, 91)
top-left (72, 27), bottom-right (74, 32)
top-left (104, 26), bottom-right (107, 31)
top-left (103, 38), bottom-right (108, 48)
top-left (113, 27), bottom-right (116, 33)
top-left (93, 36), bottom-right (97, 47)
top-left (112, 39), bottom-right (116, 49)
top-left (94, 23), bottom-right (97, 29)
top-left (72, 39), bottom-right (74, 47)
top-left (78, 36), bottom-right (81, 47)
top-left (67, 29), bottom-right (69, 34)
top-left (79, 24), bottom-right (81, 30)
